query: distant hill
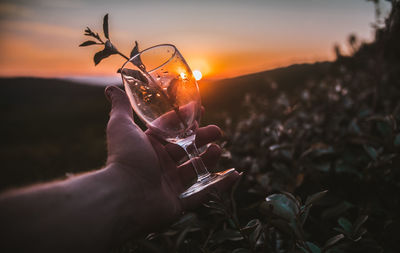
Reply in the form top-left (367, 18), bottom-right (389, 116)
top-left (200, 61), bottom-right (331, 124)
top-left (0, 77), bottom-right (110, 190)
top-left (0, 62), bottom-right (331, 190)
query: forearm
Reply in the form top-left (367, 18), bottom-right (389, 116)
top-left (0, 165), bottom-right (138, 252)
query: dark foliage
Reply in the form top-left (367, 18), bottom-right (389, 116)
top-left (116, 2), bottom-right (400, 252)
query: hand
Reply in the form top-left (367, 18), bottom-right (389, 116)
top-left (105, 86), bottom-right (240, 232)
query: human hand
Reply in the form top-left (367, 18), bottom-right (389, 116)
top-left (104, 86), bottom-right (240, 232)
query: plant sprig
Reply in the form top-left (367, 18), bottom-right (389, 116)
top-left (79, 14), bottom-right (188, 129)
top-left (79, 14), bottom-right (131, 65)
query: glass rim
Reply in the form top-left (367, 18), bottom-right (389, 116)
top-left (121, 43), bottom-right (177, 73)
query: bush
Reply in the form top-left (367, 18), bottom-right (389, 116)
top-left (118, 1), bottom-right (400, 252)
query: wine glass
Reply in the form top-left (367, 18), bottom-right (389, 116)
top-left (120, 44), bottom-right (235, 198)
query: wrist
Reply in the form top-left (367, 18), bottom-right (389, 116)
top-left (101, 163), bottom-right (141, 237)
top-left (105, 163), bottom-right (180, 235)
top-left (104, 163), bottom-right (159, 239)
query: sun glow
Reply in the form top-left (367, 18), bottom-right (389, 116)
top-left (192, 70), bottom-right (202, 81)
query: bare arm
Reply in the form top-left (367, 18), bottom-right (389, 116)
top-left (0, 86), bottom-right (240, 252)
top-left (0, 165), bottom-right (137, 252)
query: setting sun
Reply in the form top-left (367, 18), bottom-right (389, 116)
top-left (192, 70), bottom-right (202, 81)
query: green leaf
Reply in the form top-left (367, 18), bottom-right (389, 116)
top-left (171, 212), bottom-right (197, 229)
top-left (232, 248), bottom-right (251, 253)
top-left (268, 219), bottom-right (293, 235)
top-left (265, 193), bottom-right (299, 221)
top-left (323, 234), bottom-right (344, 249)
top-left (338, 217), bottom-right (352, 233)
top-left (79, 40), bottom-right (97, 47)
top-left (103, 13), bottom-right (109, 39)
top-left (175, 226), bottom-right (191, 250)
top-left (241, 219), bottom-right (260, 236)
top-left (300, 242), bottom-right (321, 253)
top-left (281, 191), bottom-right (301, 208)
top-left (377, 121), bottom-right (392, 137)
top-left (326, 249), bottom-right (346, 253)
top-left (333, 227), bottom-right (347, 235)
top-left (300, 247), bottom-right (308, 253)
top-left (306, 242), bottom-right (321, 253)
top-left (203, 200), bottom-right (226, 215)
top-left (363, 145), bottom-right (378, 161)
top-left (394, 133), bottom-right (400, 147)
top-left (353, 227), bottom-right (367, 241)
top-left (212, 229), bottom-right (243, 244)
top-left (299, 204), bottom-right (312, 225)
top-left (245, 219), bottom-right (262, 244)
top-left (289, 220), bottom-right (304, 240)
top-left (300, 143), bottom-right (334, 158)
top-left (353, 215), bottom-right (368, 234)
top-left (349, 119), bottom-right (362, 135)
top-left (305, 190), bottom-right (328, 206)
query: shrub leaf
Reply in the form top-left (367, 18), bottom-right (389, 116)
top-left (363, 145), bottom-right (378, 161)
top-left (265, 193), bottom-right (299, 221)
top-left (305, 190), bottom-right (328, 206)
top-left (338, 217), bottom-right (352, 233)
top-left (323, 234), bottom-right (344, 249)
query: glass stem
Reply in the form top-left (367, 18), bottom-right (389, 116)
top-left (180, 139), bottom-right (210, 182)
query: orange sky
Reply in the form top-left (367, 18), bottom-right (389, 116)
top-left (0, 0), bottom-right (390, 80)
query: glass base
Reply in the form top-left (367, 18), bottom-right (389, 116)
top-left (179, 168), bottom-right (236, 198)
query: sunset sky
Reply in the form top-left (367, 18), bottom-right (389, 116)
top-left (0, 0), bottom-right (390, 80)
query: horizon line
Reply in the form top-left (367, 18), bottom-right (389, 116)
top-left (0, 60), bottom-right (333, 84)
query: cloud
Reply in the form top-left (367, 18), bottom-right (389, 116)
top-left (0, 2), bottom-right (35, 19)
top-left (1, 20), bottom-right (79, 39)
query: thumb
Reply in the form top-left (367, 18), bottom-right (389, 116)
top-left (105, 85), bottom-right (133, 119)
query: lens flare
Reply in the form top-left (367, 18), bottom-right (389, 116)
top-left (192, 70), bottom-right (202, 81)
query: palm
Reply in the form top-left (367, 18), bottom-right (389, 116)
top-left (104, 86), bottom-right (239, 228)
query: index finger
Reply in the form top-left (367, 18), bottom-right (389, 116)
top-left (165, 125), bottom-right (222, 162)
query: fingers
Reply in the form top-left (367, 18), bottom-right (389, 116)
top-left (196, 125), bottom-right (222, 146)
top-left (105, 86), bottom-right (133, 120)
top-left (176, 144), bottom-right (222, 184)
top-left (165, 125), bottom-right (222, 162)
top-left (181, 170), bottom-right (241, 210)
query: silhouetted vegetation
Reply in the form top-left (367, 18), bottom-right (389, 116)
top-left (123, 1), bottom-right (400, 252)
top-left (1, 1), bottom-right (400, 252)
